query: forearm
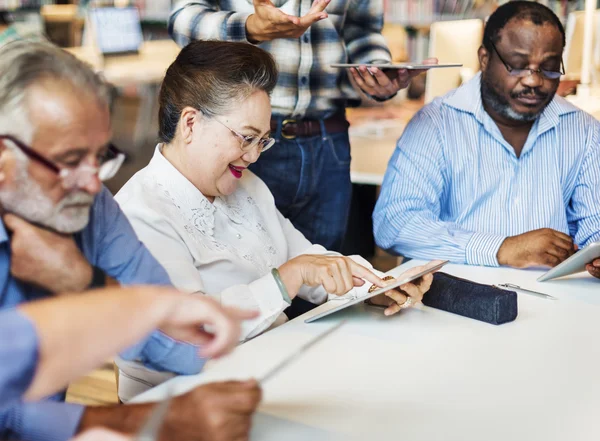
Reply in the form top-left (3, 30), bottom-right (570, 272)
top-left (20, 287), bottom-right (175, 400)
top-left (169, 1), bottom-right (251, 44)
top-left (374, 211), bottom-right (505, 267)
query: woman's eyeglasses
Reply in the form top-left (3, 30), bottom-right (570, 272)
top-left (214, 119), bottom-right (275, 153)
top-left (488, 40), bottom-right (564, 80)
top-left (0, 134), bottom-right (126, 190)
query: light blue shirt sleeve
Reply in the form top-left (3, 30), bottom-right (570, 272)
top-left (0, 311), bottom-right (85, 441)
top-left (0, 309), bottom-right (38, 408)
top-left (567, 122), bottom-right (600, 247)
top-left (81, 186), bottom-right (206, 375)
top-left (373, 108), bottom-right (506, 266)
top-left (0, 401), bottom-right (84, 441)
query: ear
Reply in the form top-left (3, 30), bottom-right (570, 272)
top-left (478, 45), bottom-right (489, 73)
top-left (178, 107), bottom-right (202, 145)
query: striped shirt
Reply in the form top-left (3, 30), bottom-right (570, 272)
top-left (169, 0), bottom-right (391, 118)
top-left (373, 73), bottom-right (600, 267)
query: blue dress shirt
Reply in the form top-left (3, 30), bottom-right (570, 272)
top-left (0, 186), bottom-right (207, 441)
top-left (0, 310), bottom-right (38, 408)
top-left (374, 73), bottom-right (600, 266)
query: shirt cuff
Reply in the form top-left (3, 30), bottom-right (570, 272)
top-left (120, 331), bottom-right (206, 376)
top-left (241, 274), bottom-right (290, 339)
top-left (367, 91), bottom-right (398, 102)
top-left (224, 11), bottom-right (253, 43)
top-left (0, 309), bottom-right (39, 406)
top-left (465, 232), bottom-right (507, 267)
top-left (1, 401), bottom-right (84, 441)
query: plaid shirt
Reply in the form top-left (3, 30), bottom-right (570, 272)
top-left (169, 0), bottom-right (392, 118)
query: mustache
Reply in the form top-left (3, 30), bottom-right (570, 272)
top-left (58, 192), bottom-right (95, 208)
top-left (510, 88), bottom-right (548, 100)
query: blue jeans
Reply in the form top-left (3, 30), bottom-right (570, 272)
top-left (250, 121), bottom-right (352, 252)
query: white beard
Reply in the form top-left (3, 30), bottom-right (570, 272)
top-left (0, 155), bottom-right (94, 233)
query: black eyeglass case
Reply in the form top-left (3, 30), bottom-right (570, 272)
top-left (422, 272), bottom-right (518, 325)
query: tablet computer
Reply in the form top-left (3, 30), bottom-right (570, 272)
top-left (305, 260), bottom-right (449, 323)
top-left (330, 63), bottom-right (463, 70)
top-left (537, 241), bottom-right (600, 282)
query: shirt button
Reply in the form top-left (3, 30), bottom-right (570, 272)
top-left (303, 34), bottom-right (309, 43)
top-left (301, 76), bottom-right (308, 85)
top-left (236, 233), bottom-right (242, 239)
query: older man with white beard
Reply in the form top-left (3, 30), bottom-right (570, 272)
top-left (0, 40), bottom-right (262, 441)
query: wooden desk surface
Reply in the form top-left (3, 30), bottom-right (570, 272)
top-left (347, 100), bottom-right (423, 185)
top-left (66, 40), bottom-right (181, 87)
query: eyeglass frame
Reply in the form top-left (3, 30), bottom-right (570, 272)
top-left (487, 39), bottom-right (565, 80)
top-left (214, 119), bottom-right (275, 153)
top-left (0, 134), bottom-right (126, 185)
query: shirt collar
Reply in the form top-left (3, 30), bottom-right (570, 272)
top-left (443, 72), bottom-right (580, 134)
top-left (0, 218), bottom-right (9, 244)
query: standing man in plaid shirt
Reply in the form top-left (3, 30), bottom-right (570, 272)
top-left (169, 0), bottom-right (433, 252)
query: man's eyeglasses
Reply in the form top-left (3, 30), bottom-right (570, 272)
top-left (488, 40), bottom-right (565, 80)
top-left (214, 119), bottom-right (275, 153)
top-left (0, 135), bottom-right (126, 190)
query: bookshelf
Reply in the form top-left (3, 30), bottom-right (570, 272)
top-left (80, 0), bottom-right (173, 23)
top-left (386, 0), bottom-right (597, 62)
top-left (0, 1), bottom-right (175, 23)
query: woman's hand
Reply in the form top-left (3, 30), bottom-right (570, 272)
top-left (278, 254), bottom-right (386, 298)
top-left (367, 264), bottom-right (436, 316)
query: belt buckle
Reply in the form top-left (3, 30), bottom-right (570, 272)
top-left (281, 119), bottom-right (297, 140)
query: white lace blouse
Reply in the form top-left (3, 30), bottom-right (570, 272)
top-left (115, 145), bottom-right (374, 341)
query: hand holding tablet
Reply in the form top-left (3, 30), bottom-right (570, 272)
top-left (538, 241), bottom-right (600, 281)
top-left (340, 58), bottom-right (459, 99)
top-left (330, 62), bottom-right (463, 70)
top-left (305, 260), bottom-right (448, 323)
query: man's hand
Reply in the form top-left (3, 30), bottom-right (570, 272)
top-left (79, 380), bottom-right (262, 441)
top-left (587, 259), bottom-right (600, 279)
top-left (349, 58), bottom-right (438, 100)
top-left (4, 214), bottom-right (93, 293)
top-left (163, 381), bottom-right (261, 441)
top-left (497, 228), bottom-right (577, 268)
top-left (245, 0), bottom-right (329, 43)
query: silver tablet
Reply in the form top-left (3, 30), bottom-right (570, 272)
top-left (330, 63), bottom-right (463, 70)
top-left (537, 241), bottom-right (600, 282)
top-left (305, 260), bottom-right (449, 323)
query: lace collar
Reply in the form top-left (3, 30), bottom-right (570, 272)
top-left (146, 145), bottom-right (276, 250)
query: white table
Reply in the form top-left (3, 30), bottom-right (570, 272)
top-left (132, 261), bottom-right (600, 441)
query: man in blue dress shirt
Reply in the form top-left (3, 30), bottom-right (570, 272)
top-left (0, 40), bottom-right (261, 441)
top-left (374, 1), bottom-right (600, 278)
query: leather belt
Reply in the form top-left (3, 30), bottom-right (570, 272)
top-left (271, 113), bottom-right (350, 140)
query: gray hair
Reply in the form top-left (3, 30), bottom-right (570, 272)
top-left (158, 40), bottom-right (278, 143)
top-left (0, 40), bottom-right (111, 142)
